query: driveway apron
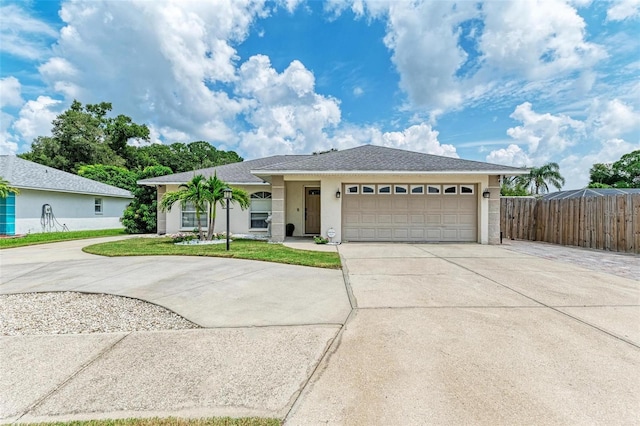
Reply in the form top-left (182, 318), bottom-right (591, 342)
top-left (286, 243), bottom-right (640, 425)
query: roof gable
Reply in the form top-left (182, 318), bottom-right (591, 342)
top-left (137, 155), bottom-right (312, 185)
top-left (0, 156), bottom-right (133, 198)
top-left (252, 145), bottom-right (527, 174)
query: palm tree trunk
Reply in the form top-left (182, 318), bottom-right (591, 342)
top-left (206, 202), bottom-right (215, 240)
top-left (196, 211), bottom-right (204, 240)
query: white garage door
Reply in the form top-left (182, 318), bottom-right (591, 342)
top-left (342, 184), bottom-right (477, 242)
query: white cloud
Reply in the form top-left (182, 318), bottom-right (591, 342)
top-left (0, 4), bottom-right (58, 60)
top-left (0, 77), bottom-right (23, 108)
top-left (486, 144), bottom-right (531, 167)
top-left (374, 124), bottom-right (458, 158)
top-left (480, 0), bottom-right (605, 80)
top-left (13, 96), bottom-right (61, 148)
top-left (506, 102), bottom-right (584, 156)
top-left (0, 112), bottom-right (19, 155)
top-left (607, 0), bottom-right (640, 21)
top-left (329, 0), bottom-right (606, 114)
top-left (236, 55), bottom-right (342, 157)
top-left (487, 100), bottom-right (640, 189)
top-left (353, 86), bottom-right (364, 97)
top-left (588, 98), bottom-right (640, 140)
top-left (41, 0), bottom-right (271, 144)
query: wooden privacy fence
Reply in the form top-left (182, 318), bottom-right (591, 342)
top-left (501, 194), bottom-right (640, 254)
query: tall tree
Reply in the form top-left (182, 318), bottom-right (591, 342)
top-left (20, 100), bottom-right (149, 173)
top-left (588, 150), bottom-right (640, 188)
top-left (517, 162), bottom-right (565, 195)
top-left (77, 165), bottom-right (138, 191)
top-left (129, 141), bottom-right (243, 172)
top-left (0, 177), bottom-right (20, 198)
top-left (203, 173), bottom-right (249, 240)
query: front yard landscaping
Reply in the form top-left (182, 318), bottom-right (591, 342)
top-left (83, 237), bottom-right (342, 269)
top-left (0, 229), bottom-right (127, 249)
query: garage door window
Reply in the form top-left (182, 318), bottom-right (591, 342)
top-left (444, 185), bottom-right (457, 194)
top-left (346, 185), bottom-right (359, 194)
top-left (460, 185), bottom-right (474, 194)
top-left (427, 185), bottom-right (441, 194)
top-left (378, 185), bottom-right (391, 194)
top-left (361, 185), bottom-right (375, 194)
top-left (410, 185), bottom-right (424, 194)
top-left (394, 185), bottom-right (408, 194)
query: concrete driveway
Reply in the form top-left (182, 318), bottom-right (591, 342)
top-left (1, 239), bottom-right (639, 425)
top-left (286, 243), bottom-right (640, 425)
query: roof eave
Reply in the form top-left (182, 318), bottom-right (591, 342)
top-left (137, 181), bottom-right (269, 186)
top-left (251, 169), bottom-right (530, 176)
top-left (15, 185), bottom-right (134, 198)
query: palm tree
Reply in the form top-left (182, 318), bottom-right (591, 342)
top-left (203, 173), bottom-right (249, 240)
top-left (160, 174), bottom-right (208, 240)
top-left (0, 177), bottom-right (20, 198)
top-left (517, 162), bottom-right (565, 195)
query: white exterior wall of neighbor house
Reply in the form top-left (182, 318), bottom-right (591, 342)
top-left (161, 184), bottom-right (271, 236)
top-left (283, 173), bottom-right (491, 244)
top-left (14, 189), bottom-right (130, 234)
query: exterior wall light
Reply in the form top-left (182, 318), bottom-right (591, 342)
top-left (482, 189), bottom-right (491, 199)
top-left (336, 190), bottom-right (341, 199)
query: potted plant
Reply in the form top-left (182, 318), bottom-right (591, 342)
top-left (286, 223), bottom-right (295, 237)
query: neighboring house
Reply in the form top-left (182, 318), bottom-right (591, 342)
top-left (0, 156), bottom-right (133, 235)
top-left (139, 145), bottom-right (527, 244)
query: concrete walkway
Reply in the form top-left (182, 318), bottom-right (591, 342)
top-left (1, 238), bottom-right (639, 424)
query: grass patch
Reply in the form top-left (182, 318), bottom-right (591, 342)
top-left (21, 417), bottom-right (280, 426)
top-left (83, 238), bottom-right (341, 269)
top-left (0, 229), bottom-right (127, 249)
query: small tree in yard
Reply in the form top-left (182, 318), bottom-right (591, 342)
top-left (160, 175), bottom-right (208, 240)
top-left (203, 173), bottom-right (249, 240)
top-left (160, 174), bottom-right (249, 241)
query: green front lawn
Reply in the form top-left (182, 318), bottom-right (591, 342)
top-left (21, 417), bottom-right (280, 426)
top-left (83, 237), bottom-right (341, 269)
top-left (0, 229), bottom-right (127, 249)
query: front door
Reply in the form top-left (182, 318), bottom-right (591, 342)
top-left (305, 187), bottom-right (321, 234)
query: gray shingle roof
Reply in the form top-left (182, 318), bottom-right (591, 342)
top-left (252, 145), bottom-right (528, 174)
top-left (0, 156), bottom-right (133, 198)
top-left (137, 155), bottom-right (311, 185)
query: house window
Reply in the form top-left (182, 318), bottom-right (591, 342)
top-left (427, 185), bottom-right (441, 194)
top-left (361, 185), bottom-right (375, 194)
top-left (394, 184), bottom-right (408, 194)
top-left (94, 198), bottom-right (103, 215)
top-left (460, 185), bottom-right (474, 194)
top-left (410, 185), bottom-right (424, 194)
top-left (378, 185), bottom-right (391, 194)
top-left (444, 185), bottom-right (457, 194)
top-left (250, 191), bottom-right (272, 229)
top-left (346, 185), bottom-right (359, 194)
top-left (181, 202), bottom-right (208, 228)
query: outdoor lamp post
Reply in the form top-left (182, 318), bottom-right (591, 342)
top-left (223, 187), bottom-right (232, 251)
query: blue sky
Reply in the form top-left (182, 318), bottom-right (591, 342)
top-left (1, 0), bottom-right (639, 189)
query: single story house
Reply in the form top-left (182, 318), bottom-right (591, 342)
top-left (0, 156), bottom-right (133, 235)
top-left (139, 145), bottom-right (527, 244)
